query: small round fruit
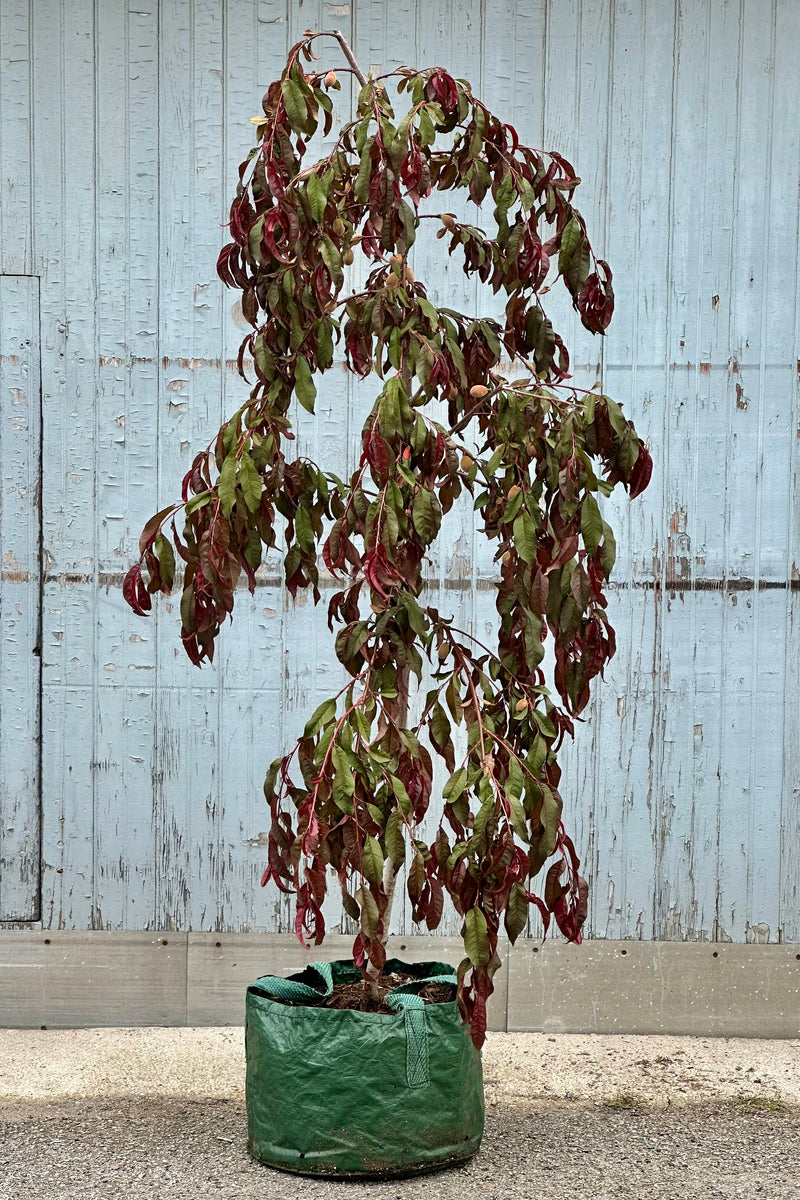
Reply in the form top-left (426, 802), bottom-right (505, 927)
top-left (343, 248), bottom-right (354, 265)
top-left (515, 698), bottom-right (528, 712)
top-left (470, 384), bottom-right (489, 398)
top-left (325, 70), bottom-right (337, 86)
top-left (460, 453), bottom-right (473, 471)
top-left (508, 484), bottom-right (521, 500)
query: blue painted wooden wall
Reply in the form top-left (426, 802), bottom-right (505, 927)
top-left (0, 0), bottom-right (797, 941)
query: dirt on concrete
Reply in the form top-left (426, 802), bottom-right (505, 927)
top-left (1, 1028), bottom-right (799, 1200)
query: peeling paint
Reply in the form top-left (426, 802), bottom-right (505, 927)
top-left (667, 505), bottom-right (691, 585)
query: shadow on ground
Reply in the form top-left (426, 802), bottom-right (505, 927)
top-left (1, 1094), bottom-right (799, 1200)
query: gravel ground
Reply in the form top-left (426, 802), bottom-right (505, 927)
top-left (1, 1028), bottom-right (799, 1200)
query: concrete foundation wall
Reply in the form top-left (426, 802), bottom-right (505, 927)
top-left (2, 933), bottom-right (799, 1036)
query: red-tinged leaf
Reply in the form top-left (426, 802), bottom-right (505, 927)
top-left (530, 569), bottom-right (549, 614)
top-left (527, 892), bottom-right (551, 938)
top-left (216, 243), bottom-right (237, 288)
top-left (123, 564), bottom-right (150, 616)
top-left (352, 931), bottom-right (367, 968)
top-left (504, 123), bottom-right (519, 152)
top-left (545, 533), bottom-right (579, 574)
top-left (266, 159), bottom-right (285, 199)
top-left (181, 631), bottom-right (202, 666)
top-left (425, 879), bottom-right (444, 930)
top-left (367, 934), bottom-right (387, 972)
top-left (469, 992), bottom-right (488, 1049)
top-left (629, 444), bottom-right (653, 498)
top-left (364, 428), bottom-right (389, 479)
top-left (138, 505), bottom-right (178, 556)
top-left (544, 860), bottom-right (569, 911)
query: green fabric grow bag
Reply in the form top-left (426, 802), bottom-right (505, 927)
top-left (245, 957), bottom-right (484, 1178)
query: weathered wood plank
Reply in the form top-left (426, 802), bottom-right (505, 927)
top-left (36, 0), bottom-right (98, 929)
top-left (88, 0), bottom-right (160, 931)
top-left (0, 275), bottom-right (41, 920)
top-left (0, 0), bottom-right (33, 273)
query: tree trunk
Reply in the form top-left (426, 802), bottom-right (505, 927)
top-left (365, 661), bottom-right (409, 998)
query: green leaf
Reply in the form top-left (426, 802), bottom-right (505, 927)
top-left (600, 522), bottom-right (617, 574)
top-left (506, 756), bottom-right (524, 803)
top-left (332, 743), bottom-right (355, 813)
top-left (484, 447), bottom-right (504, 477)
top-left (558, 216), bottom-right (580, 269)
top-left (411, 487), bottom-right (442, 542)
top-left (184, 491), bottom-right (212, 515)
top-left (527, 733), bottom-right (548, 779)
top-left (513, 511), bottom-right (537, 564)
top-left (352, 708), bottom-right (371, 741)
top-left (281, 77), bottom-right (308, 132)
top-left (558, 216), bottom-right (590, 293)
top-left (418, 108), bottom-right (435, 146)
top-left (542, 783), bottom-right (560, 850)
top-left (263, 757), bottom-right (280, 804)
top-left (306, 172), bottom-right (327, 223)
top-left (430, 701), bottom-right (451, 753)
top-left (361, 836), bottom-right (384, 888)
top-left (378, 384), bottom-right (401, 441)
top-left (389, 774), bottom-right (411, 815)
top-left (355, 143), bottom-right (372, 203)
top-left (358, 886), bottom-right (380, 938)
top-left (238, 450), bottom-right (262, 512)
top-left (581, 493), bottom-right (603, 554)
top-left (418, 295), bottom-right (439, 327)
top-left (464, 906), bottom-right (490, 966)
top-left (294, 355), bottom-right (316, 413)
top-left (443, 766), bottom-right (468, 804)
top-left (303, 697), bottom-right (337, 739)
top-left (218, 454), bottom-right (237, 518)
top-left (471, 794), bottom-right (495, 851)
top-left (408, 849), bottom-right (425, 903)
top-left (294, 505), bottom-right (314, 554)
top-left (154, 532), bottom-right (175, 591)
top-left (524, 610), bottom-right (545, 671)
top-left (504, 881), bottom-right (529, 944)
top-left (493, 173), bottom-right (515, 221)
top-left (385, 807), bottom-right (406, 867)
top-left (180, 583), bottom-right (195, 633)
top-left (508, 795), bottom-right (529, 843)
top-left (320, 235), bottom-right (343, 287)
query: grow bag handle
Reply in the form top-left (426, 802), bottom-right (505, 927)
top-left (250, 963), bottom-right (458, 1090)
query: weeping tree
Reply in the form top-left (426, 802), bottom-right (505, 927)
top-left (124, 30), bottom-right (651, 1046)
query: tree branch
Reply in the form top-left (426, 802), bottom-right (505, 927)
top-left (331, 29), bottom-right (368, 87)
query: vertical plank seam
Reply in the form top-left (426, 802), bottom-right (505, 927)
top-left (653, 0), bottom-right (682, 940)
top-left (778, 0), bottom-right (800, 943)
top-left (716, 0), bottom-right (745, 941)
top-left (34, 274), bottom-right (44, 922)
top-left (745, 0), bottom-right (777, 935)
